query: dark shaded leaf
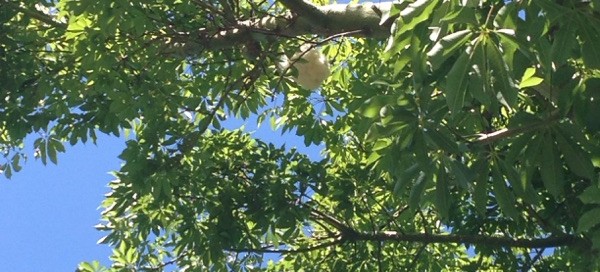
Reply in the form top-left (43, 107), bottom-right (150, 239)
top-left (540, 134), bottom-right (564, 198)
top-left (577, 208), bottom-right (600, 233)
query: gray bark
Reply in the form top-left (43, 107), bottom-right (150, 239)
top-left (168, 1), bottom-right (395, 56)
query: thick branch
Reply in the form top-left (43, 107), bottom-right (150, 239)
top-left (353, 231), bottom-right (583, 249)
top-left (278, 0), bottom-right (330, 27)
top-left (227, 230), bottom-right (582, 255)
top-left (168, 1), bottom-right (394, 57)
top-left (309, 208), bottom-right (583, 249)
top-left (6, 1), bottom-right (66, 29)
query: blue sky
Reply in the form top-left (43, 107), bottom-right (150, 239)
top-left (0, 134), bottom-right (123, 271)
top-left (0, 116), bottom-right (321, 270)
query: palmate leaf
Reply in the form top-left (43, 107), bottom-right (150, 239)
top-left (555, 127), bottom-right (595, 180)
top-left (577, 18), bottom-right (600, 69)
top-left (442, 33), bottom-right (517, 114)
top-left (518, 67), bottom-right (544, 89)
top-left (397, 0), bottom-right (440, 36)
top-left (486, 38), bottom-right (518, 108)
top-left (577, 208), bottom-right (600, 233)
top-left (471, 159), bottom-right (489, 216)
top-left (383, 0), bottom-right (439, 61)
top-left (427, 29), bottom-right (474, 69)
top-left (551, 22), bottom-right (578, 66)
top-left (540, 133), bottom-right (565, 199)
top-left (435, 167), bottom-right (451, 219)
top-left (468, 40), bottom-right (492, 107)
top-left (491, 162), bottom-right (520, 220)
top-left (579, 186), bottom-right (600, 205)
top-left (444, 46), bottom-right (474, 114)
top-left (534, 0), bottom-right (569, 23)
top-left (359, 95), bottom-right (394, 118)
top-left (409, 171), bottom-right (428, 209)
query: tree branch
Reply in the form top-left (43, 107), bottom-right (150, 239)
top-left (6, 1), bottom-right (66, 29)
top-left (353, 231), bottom-right (583, 249)
top-left (474, 113), bottom-right (560, 145)
top-left (227, 238), bottom-right (341, 254)
top-left (309, 208), bottom-right (583, 249)
top-left (167, 2), bottom-right (394, 57)
top-left (278, 0), bottom-right (332, 28)
top-left (230, 228), bottom-right (582, 256)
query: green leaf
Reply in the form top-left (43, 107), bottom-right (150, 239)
top-left (397, 0), bottom-right (440, 36)
top-left (522, 67), bottom-right (535, 80)
top-left (444, 50), bottom-right (471, 114)
top-left (3, 164), bottom-right (12, 179)
top-left (409, 171), bottom-right (428, 209)
top-left (39, 140), bottom-right (47, 165)
top-left (504, 133), bottom-right (532, 163)
top-left (78, 260), bottom-right (106, 272)
top-left (518, 67), bottom-right (544, 89)
top-left (468, 42), bottom-right (491, 107)
top-left (427, 29), bottom-right (473, 69)
top-left (394, 164), bottom-right (419, 197)
top-left (519, 77), bottom-right (543, 89)
top-left (534, 0), bottom-right (568, 23)
top-left (577, 21), bottom-right (600, 69)
top-left (555, 128), bottom-right (595, 180)
top-left (441, 6), bottom-right (477, 25)
top-left (492, 163), bottom-right (520, 220)
top-left (591, 230), bottom-right (600, 250)
top-left (426, 127), bottom-right (459, 153)
top-left (472, 159), bottom-right (489, 216)
top-left (379, 2), bottom-right (407, 25)
top-left (372, 138), bottom-right (392, 151)
top-left (11, 154), bottom-right (22, 172)
top-left (577, 208), bottom-right (600, 233)
top-left (494, 29), bottom-right (534, 61)
top-left (366, 151), bottom-right (382, 165)
top-left (48, 140), bottom-right (58, 165)
top-left (539, 134), bottom-right (564, 198)
top-left (360, 95), bottom-right (394, 118)
top-left (77, 262), bottom-right (96, 272)
top-left (494, 3), bottom-right (518, 29)
top-left (448, 158), bottom-right (472, 189)
top-left (551, 23), bottom-right (578, 66)
top-left (498, 159), bottom-right (525, 198)
top-left (579, 186), bottom-right (600, 204)
top-left (486, 40), bottom-right (518, 108)
top-left (435, 168), bottom-right (451, 219)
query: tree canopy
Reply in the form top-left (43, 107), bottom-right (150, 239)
top-left (2, 0), bottom-right (600, 270)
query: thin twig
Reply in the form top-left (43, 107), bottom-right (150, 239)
top-left (474, 114), bottom-right (560, 145)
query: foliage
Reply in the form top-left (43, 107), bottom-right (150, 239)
top-left (2, 0), bottom-right (600, 270)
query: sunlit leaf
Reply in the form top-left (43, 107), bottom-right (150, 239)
top-left (518, 67), bottom-right (544, 89)
top-left (427, 29), bottom-right (473, 69)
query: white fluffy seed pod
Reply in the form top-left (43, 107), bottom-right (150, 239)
top-left (278, 45), bottom-right (330, 90)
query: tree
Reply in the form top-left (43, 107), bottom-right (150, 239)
top-left (2, 0), bottom-right (600, 270)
